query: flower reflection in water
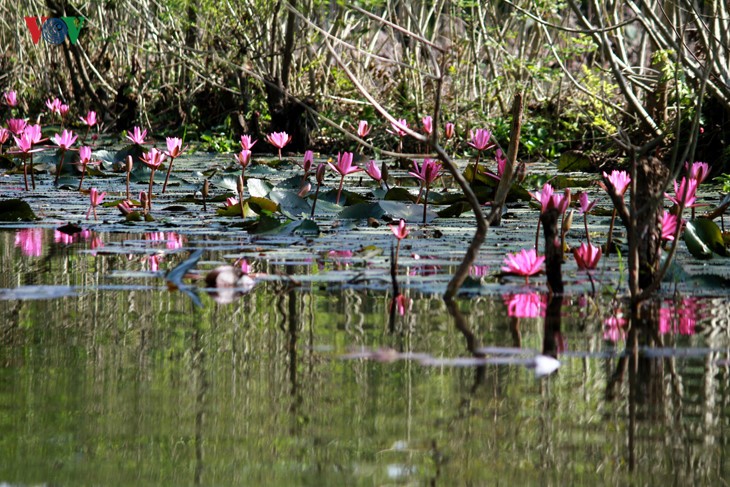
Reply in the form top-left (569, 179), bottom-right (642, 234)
top-left (145, 232), bottom-right (185, 250)
top-left (660, 298), bottom-right (697, 336)
top-left (409, 254), bottom-right (441, 276)
top-left (390, 294), bottom-right (411, 316)
top-left (603, 312), bottom-right (628, 342)
top-left (14, 228), bottom-right (43, 257)
top-left (504, 292), bottom-right (546, 319)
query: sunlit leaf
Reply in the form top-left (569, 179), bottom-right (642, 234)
top-left (684, 218), bottom-right (728, 259)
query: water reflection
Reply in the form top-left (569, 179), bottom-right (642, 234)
top-left (14, 228), bottom-right (42, 256)
top-left (0, 230), bottom-right (729, 484)
top-left (504, 292), bottom-right (546, 318)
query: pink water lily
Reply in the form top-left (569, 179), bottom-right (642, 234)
top-left (365, 160), bottom-right (382, 182)
top-left (266, 131), bottom-right (291, 159)
top-left (502, 248), bottom-right (545, 284)
top-left (126, 126), bottom-right (148, 145)
top-left (236, 149), bottom-right (252, 170)
top-left (301, 150), bottom-right (314, 174)
top-left (387, 118), bottom-right (408, 138)
top-left (444, 122), bottom-right (455, 140)
top-left (409, 158), bottom-right (442, 187)
top-left (578, 192), bottom-right (596, 214)
top-left (87, 187), bottom-right (106, 219)
top-left (422, 115), bottom-right (433, 135)
top-left (0, 127), bottom-right (9, 148)
top-left (4, 91), bottom-right (17, 107)
top-left (141, 148), bottom-right (167, 211)
top-left (80, 111), bottom-right (97, 127)
top-left (141, 147), bottom-right (166, 169)
top-left (665, 176), bottom-right (698, 208)
top-left (483, 148), bottom-right (507, 180)
top-left (53, 129), bottom-right (77, 150)
top-left (573, 242), bottom-right (602, 270)
top-left (240, 134), bottom-right (257, 150)
top-left (7, 118), bottom-right (27, 136)
top-left (530, 183), bottom-right (555, 212)
top-left (77, 146), bottom-right (99, 190)
top-left (357, 120), bottom-right (371, 138)
top-left (46, 98), bottom-right (61, 115)
top-left (468, 128), bottom-right (495, 152)
top-left (160, 137), bottom-right (184, 194)
top-left (661, 210), bottom-right (681, 241)
top-left (165, 137), bottom-right (183, 158)
top-left (602, 170), bottom-right (631, 196)
top-left (329, 152), bottom-right (361, 204)
top-left (23, 124), bottom-right (43, 145)
top-left (59, 104), bottom-right (69, 119)
top-left (686, 161), bottom-right (710, 183)
top-left (390, 218), bottom-right (409, 240)
top-left (410, 158), bottom-right (442, 224)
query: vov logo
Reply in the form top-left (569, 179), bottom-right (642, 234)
top-left (24, 17), bottom-right (85, 45)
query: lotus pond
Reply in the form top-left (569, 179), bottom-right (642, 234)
top-left (1, 150), bottom-right (729, 485)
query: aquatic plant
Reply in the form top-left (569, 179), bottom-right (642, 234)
top-left (467, 128), bottom-right (495, 182)
top-left (328, 151), bottom-right (361, 205)
top-left (266, 131), bottom-right (291, 159)
top-left (409, 158), bottom-right (442, 224)
top-left (502, 248), bottom-right (545, 284)
top-left (126, 126), bottom-right (148, 145)
top-left (86, 187), bottom-right (106, 220)
top-left (77, 146), bottom-right (99, 191)
top-left (140, 147), bottom-right (166, 211)
top-left (162, 137), bottom-right (184, 194)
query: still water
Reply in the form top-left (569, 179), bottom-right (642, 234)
top-left (1, 228), bottom-right (729, 486)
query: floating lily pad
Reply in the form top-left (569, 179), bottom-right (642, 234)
top-left (684, 218), bottom-right (728, 259)
top-left (0, 199), bottom-right (37, 221)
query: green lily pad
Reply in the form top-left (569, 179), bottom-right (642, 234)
top-left (0, 199), bottom-right (37, 221)
top-left (270, 190), bottom-right (310, 219)
top-left (558, 151), bottom-right (593, 172)
top-left (684, 218), bottom-right (728, 259)
top-left (437, 201), bottom-right (472, 218)
top-left (247, 196), bottom-right (279, 214)
top-left (384, 187), bottom-right (417, 203)
top-left (247, 178), bottom-right (272, 198)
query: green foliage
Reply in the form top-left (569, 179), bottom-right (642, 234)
top-left (198, 132), bottom-right (236, 153)
top-left (716, 174), bottom-right (730, 193)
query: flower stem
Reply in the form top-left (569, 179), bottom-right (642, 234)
top-left (584, 214), bottom-right (591, 246)
top-left (78, 164), bottom-right (86, 191)
top-left (605, 209), bottom-right (617, 257)
top-left (162, 156), bottom-right (175, 194)
top-left (148, 169), bottom-right (155, 212)
top-left (470, 150), bottom-right (481, 183)
top-left (311, 184), bottom-right (321, 218)
top-left (29, 153), bottom-right (35, 190)
top-left (22, 158), bottom-right (28, 191)
top-left (54, 148), bottom-right (66, 185)
top-left (336, 176), bottom-right (344, 205)
top-left (423, 185), bottom-right (429, 225)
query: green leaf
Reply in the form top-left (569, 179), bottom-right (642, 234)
top-left (383, 187), bottom-right (417, 202)
top-left (0, 199), bottom-right (37, 221)
top-left (379, 200), bottom-right (437, 223)
top-left (247, 197), bottom-right (279, 214)
top-left (269, 189), bottom-right (310, 219)
top-left (437, 201), bottom-right (472, 218)
top-left (684, 218), bottom-right (728, 259)
top-left (247, 178), bottom-right (272, 197)
top-left (210, 174), bottom-right (241, 191)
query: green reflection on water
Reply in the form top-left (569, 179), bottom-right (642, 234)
top-left (0, 230), bottom-right (728, 486)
